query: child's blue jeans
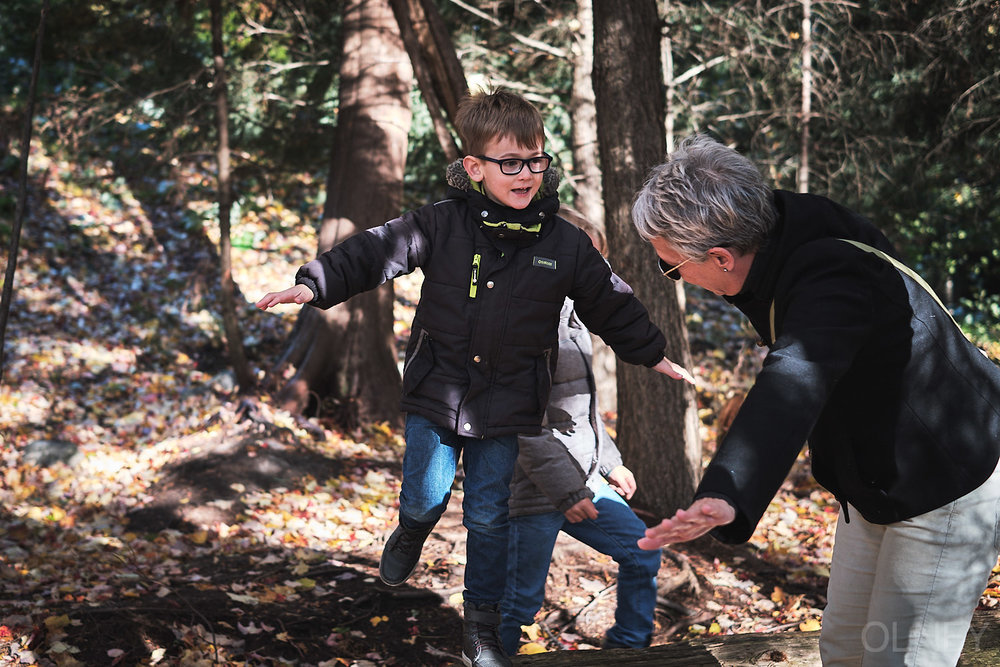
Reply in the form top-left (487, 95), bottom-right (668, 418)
top-left (398, 413), bottom-right (518, 606)
top-left (499, 483), bottom-right (661, 652)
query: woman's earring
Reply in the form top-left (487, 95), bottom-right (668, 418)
top-left (722, 267), bottom-right (729, 272)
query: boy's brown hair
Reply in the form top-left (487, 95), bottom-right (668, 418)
top-left (454, 87), bottom-right (545, 156)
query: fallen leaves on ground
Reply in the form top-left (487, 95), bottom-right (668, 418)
top-left (2, 141), bottom-right (997, 666)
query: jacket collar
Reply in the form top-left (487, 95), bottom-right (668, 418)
top-left (445, 160), bottom-right (561, 245)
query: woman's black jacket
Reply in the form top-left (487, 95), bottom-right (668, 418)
top-left (697, 190), bottom-right (1000, 543)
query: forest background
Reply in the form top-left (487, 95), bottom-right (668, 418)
top-left (1, 1), bottom-right (999, 665)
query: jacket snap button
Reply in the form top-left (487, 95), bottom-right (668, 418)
top-left (463, 423), bottom-right (472, 431)
top-left (473, 355), bottom-right (481, 363)
top-left (486, 281), bottom-right (494, 289)
top-left (480, 210), bottom-right (489, 217)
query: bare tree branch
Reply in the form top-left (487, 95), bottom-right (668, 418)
top-left (446, 0), bottom-right (568, 58)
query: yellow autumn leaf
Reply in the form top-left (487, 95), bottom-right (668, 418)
top-left (45, 615), bottom-right (72, 631)
top-left (799, 618), bottom-right (822, 632)
top-left (52, 654), bottom-right (85, 667)
top-left (449, 592), bottom-right (464, 605)
top-left (770, 586), bottom-right (785, 604)
top-left (518, 642), bottom-right (547, 655)
top-left (189, 531), bottom-right (209, 545)
top-left (296, 577), bottom-right (316, 590)
top-left (708, 621), bottom-right (722, 634)
top-left (522, 623), bottom-right (541, 641)
top-left (370, 615), bottom-right (389, 627)
top-left (291, 562), bottom-right (310, 576)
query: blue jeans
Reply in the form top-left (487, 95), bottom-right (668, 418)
top-left (399, 413), bottom-right (518, 606)
top-left (499, 483), bottom-right (661, 652)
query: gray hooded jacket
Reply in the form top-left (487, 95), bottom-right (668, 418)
top-left (508, 299), bottom-right (625, 517)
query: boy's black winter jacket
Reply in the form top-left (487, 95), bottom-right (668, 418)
top-left (294, 166), bottom-right (666, 439)
top-left (697, 190), bottom-right (1000, 543)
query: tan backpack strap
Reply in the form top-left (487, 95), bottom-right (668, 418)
top-left (837, 238), bottom-right (959, 329)
top-left (764, 238), bottom-right (958, 346)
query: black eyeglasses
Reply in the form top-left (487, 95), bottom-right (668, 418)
top-left (657, 256), bottom-right (693, 281)
top-left (475, 153), bottom-right (553, 175)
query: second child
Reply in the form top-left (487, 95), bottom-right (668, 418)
top-left (499, 208), bottom-right (661, 654)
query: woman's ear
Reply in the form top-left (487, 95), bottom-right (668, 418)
top-left (462, 155), bottom-right (484, 182)
top-left (709, 247), bottom-right (736, 271)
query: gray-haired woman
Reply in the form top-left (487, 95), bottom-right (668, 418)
top-left (632, 133), bottom-right (1000, 667)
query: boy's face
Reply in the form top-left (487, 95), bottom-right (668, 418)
top-left (462, 135), bottom-right (546, 210)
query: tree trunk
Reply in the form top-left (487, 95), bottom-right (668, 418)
top-left (0, 0), bottom-right (47, 386)
top-left (388, 0), bottom-right (466, 160)
top-left (210, 0), bottom-right (254, 393)
top-left (662, 0), bottom-right (676, 151)
top-left (568, 0), bottom-right (602, 226)
top-left (273, 0), bottom-right (413, 427)
top-left (593, 0), bottom-right (701, 519)
top-left (566, 0), bottom-right (617, 415)
top-left (798, 0), bottom-right (812, 194)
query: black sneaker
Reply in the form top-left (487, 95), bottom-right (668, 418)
top-left (461, 602), bottom-right (511, 667)
top-left (378, 524), bottom-right (432, 586)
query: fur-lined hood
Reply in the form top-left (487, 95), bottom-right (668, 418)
top-left (443, 159), bottom-right (561, 245)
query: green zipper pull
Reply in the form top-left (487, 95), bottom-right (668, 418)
top-left (469, 253), bottom-right (481, 298)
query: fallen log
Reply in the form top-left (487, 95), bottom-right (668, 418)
top-left (516, 609), bottom-right (1000, 666)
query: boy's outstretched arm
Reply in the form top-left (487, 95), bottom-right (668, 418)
top-left (256, 284), bottom-right (314, 310)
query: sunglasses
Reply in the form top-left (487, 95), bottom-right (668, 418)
top-left (657, 256), bottom-right (693, 281)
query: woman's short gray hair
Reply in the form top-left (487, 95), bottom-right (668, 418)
top-left (632, 134), bottom-right (776, 258)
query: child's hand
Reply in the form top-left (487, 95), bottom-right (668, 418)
top-left (256, 284), bottom-right (314, 310)
top-left (564, 498), bottom-right (599, 523)
top-left (652, 356), bottom-right (695, 384)
top-left (606, 465), bottom-right (637, 500)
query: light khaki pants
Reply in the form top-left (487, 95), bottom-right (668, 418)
top-left (820, 462), bottom-right (1000, 666)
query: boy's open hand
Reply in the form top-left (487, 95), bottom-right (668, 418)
top-left (652, 356), bottom-right (696, 384)
top-left (256, 284), bottom-right (314, 310)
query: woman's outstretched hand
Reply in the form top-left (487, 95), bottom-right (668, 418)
top-left (637, 497), bottom-right (736, 550)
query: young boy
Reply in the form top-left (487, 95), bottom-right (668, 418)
top-left (499, 208), bottom-right (661, 655)
top-left (257, 88), bottom-right (688, 667)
